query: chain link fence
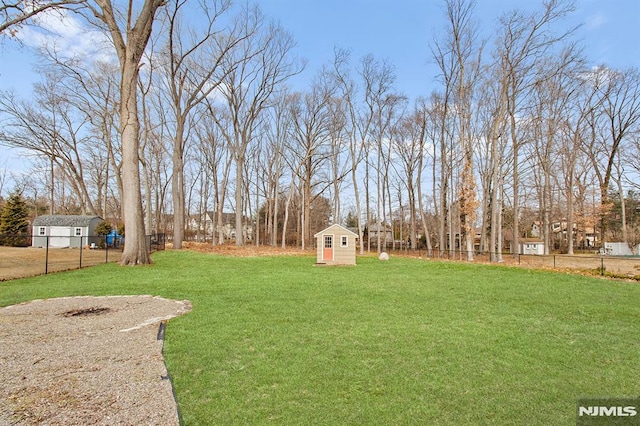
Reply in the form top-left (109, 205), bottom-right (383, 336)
top-left (0, 234), bottom-right (165, 281)
top-left (382, 248), bottom-right (640, 279)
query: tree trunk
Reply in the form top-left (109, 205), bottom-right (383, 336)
top-left (93, 0), bottom-right (165, 265)
top-left (120, 58), bottom-right (151, 265)
top-left (235, 150), bottom-right (245, 246)
top-left (172, 120), bottom-right (185, 249)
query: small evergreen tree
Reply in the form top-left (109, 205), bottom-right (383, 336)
top-left (94, 220), bottom-right (113, 248)
top-left (95, 220), bottom-right (113, 237)
top-left (0, 192), bottom-right (30, 246)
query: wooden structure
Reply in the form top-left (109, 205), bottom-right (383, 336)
top-left (32, 215), bottom-right (103, 248)
top-left (314, 224), bottom-right (358, 265)
top-left (519, 238), bottom-right (545, 255)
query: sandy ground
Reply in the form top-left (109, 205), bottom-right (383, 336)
top-left (0, 295), bottom-right (192, 425)
top-left (0, 246), bottom-right (122, 281)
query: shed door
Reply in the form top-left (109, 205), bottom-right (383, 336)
top-left (323, 235), bottom-right (333, 261)
top-left (50, 226), bottom-right (71, 248)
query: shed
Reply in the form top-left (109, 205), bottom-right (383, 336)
top-left (32, 215), bottom-right (103, 248)
top-left (519, 238), bottom-right (545, 255)
top-left (314, 224), bottom-right (358, 265)
top-left (604, 242), bottom-right (633, 256)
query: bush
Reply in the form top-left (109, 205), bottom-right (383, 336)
top-left (0, 192), bottom-right (29, 246)
top-left (95, 220), bottom-right (113, 236)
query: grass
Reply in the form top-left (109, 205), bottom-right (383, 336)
top-left (1, 251), bottom-right (639, 424)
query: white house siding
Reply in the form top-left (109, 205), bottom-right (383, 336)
top-left (519, 239), bottom-right (545, 255)
top-left (32, 215), bottom-right (103, 248)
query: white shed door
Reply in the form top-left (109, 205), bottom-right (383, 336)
top-left (50, 226), bottom-right (71, 248)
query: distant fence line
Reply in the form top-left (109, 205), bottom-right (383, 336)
top-left (382, 248), bottom-right (640, 278)
top-left (0, 234), bottom-right (165, 280)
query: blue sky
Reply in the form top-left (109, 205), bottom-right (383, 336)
top-left (0, 0), bottom-right (639, 187)
top-left (258, 0), bottom-right (640, 98)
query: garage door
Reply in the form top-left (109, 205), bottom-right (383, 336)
top-left (50, 226), bottom-right (71, 248)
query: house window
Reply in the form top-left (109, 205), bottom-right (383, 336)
top-left (324, 236), bottom-right (332, 248)
top-left (341, 236), bottom-right (348, 247)
top-left (75, 227), bottom-right (82, 236)
top-left (39, 227), bottom-right (46, 236)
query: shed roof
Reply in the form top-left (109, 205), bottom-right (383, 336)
top-left (314, 224), bottom-right (359, 238)
top-left (519, 238), bottom-right (544, 244)
top-left (32, 215), bottom-right (103, 227)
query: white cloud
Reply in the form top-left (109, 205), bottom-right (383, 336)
top-left (585, 12), bottom-right (608, 29)
top-left (16, 8), bottom-right (115, 64)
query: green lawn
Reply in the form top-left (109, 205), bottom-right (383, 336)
top-left (1, 251), bottom-right (639, 425)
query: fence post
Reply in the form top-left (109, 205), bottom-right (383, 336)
top-left (601, 257), bottom-right (605, 276)
top-left (105, 235), bottom-right (109, 264)
top-left (79, 236), bottom-right (83, 269)
top-left (45, 236), bottom-right (49, 275)
top-left (553, 255), bottom-right (556, 269)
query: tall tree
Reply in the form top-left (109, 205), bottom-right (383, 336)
top-left (159, 0), bottom-right (246, 249)
top-left (214, 5), bottom-right (300, 245)
top-left (88, 0), bottom-right (166, 265)
top-left (288, 73), bottom-right (336, 248)
top-left (332, 48), bottom-right (367, 254)
top-left (496, 0), bottom-right (576, 255)
top-left (584, 67), bottom-right (640, 245)
top-left (433, 0), bottom-right (483, 260)
top-left (0, 191), bottom-right (29, 246)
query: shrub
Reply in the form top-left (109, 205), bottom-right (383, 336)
top-left (0, 192), bottom-right (30, 246)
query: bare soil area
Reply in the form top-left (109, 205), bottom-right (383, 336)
top-left (0, 295), bottom-right (192, 425)
top-left (0, 247), bottom-right (121, 281)
top-left (177, 241), bottom-right (315, 257)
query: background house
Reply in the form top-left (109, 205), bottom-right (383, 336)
top-left (519, 238), bottom-right (545, 255)
top-left (32, 215), bottom-right (103, 248)
top-left (187, 211), bottom-right (253, 242)
top-left (314, 224), bottom-right (358, 265)
top-left (367, 222), bottom-right (393, 247)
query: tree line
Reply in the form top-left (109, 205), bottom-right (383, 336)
top-left (1, 0), bottom-right (639, 264)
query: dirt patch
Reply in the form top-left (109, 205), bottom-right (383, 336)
top-left (0, 295), bottom-right (192, 425)
top-left (62, 307), bottom-right (112, 317)
top-left (0, 246), bottom-right (122, 281)
top-left (177, 241), bottom-right (315, 257)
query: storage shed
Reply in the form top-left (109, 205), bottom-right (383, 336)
top-left (604, 242), bottom-right (633, 256)
top-left (32, 215), bottom-right (103, 248)
top-left (519, 238), bottom-right (545, 255)
top-left (314, 224), bottom-right (358, 265)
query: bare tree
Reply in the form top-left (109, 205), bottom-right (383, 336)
top-left (432, 0), bottom-right (483, 260)
top-left (214, 5), bottom-right (301, 246)
top-left (495, 0), bottom-right (576, 255)
top-left (158, 0), bottom-right (250, 249)
top-left (0, 72), bottom-right (98, 215)
top-left (262, 91), bottom-right (294, 246)
top-left (584, 66), bottom-right (640, 245)
top-left (38, 46), bottom-right (123, 220)
top-left (413, 99), bottom-right (434, 255)
top-left (287, 73), bottom-right (336, 248)
top-left (0, 0), bottom-right (83, 34)
top-left (525, 47), bottom-right (584, 254)
top-left (394, 105), bottom-right (428, 250)
top-left (331, 48), bottom-right (367, 254)
top-left (87, 0), bottom-right (166, 265)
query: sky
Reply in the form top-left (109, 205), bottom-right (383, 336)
top-left (256, 0), bottom-right (640, 96)
top-left (0, 0), bottom-right (639, 191)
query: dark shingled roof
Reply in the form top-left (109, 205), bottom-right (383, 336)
top-left (32, 215), bottom-right (103, 227)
